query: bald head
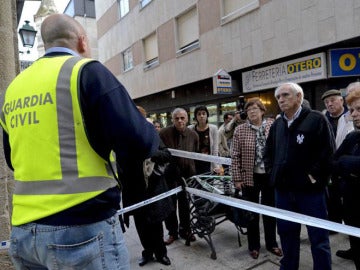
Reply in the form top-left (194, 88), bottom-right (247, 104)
top-left (41, 14), bottom-right (90, 57)
top-left (346, 82), bottom-right (360, 95)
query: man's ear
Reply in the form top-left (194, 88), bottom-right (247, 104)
top-left (77, 35), bottom-right (90, 57)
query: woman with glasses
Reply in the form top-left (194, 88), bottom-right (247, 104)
top-left (231, 98), bottom-right (282, 259)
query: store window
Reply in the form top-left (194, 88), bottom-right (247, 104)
top-left (240, 92), bottom-right (278, 118)
top-left (189, 104), bottom-right (217, 126)
top-left (257, 92), bottom-right (278, 118)
top-left (149, 112), bottom-right (171, 129)
top-left (176, 7), bottom-right (200, 56)
top-left (219, 101), bottom-right (237, 124)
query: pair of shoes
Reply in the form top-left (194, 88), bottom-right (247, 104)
top-left (157, 255), bottom-right (171, 266)
top-left (267, 247), bottom-right (283, 257)
top-left (179, 231), bottom-right (196, 242)
top-left (164, 235), bottom-right (178, 245)
top-left (336, 249), bottom-right (354, 260)
top-left (249, 250), bottom-right (259, 259)
top-left (138, 256), bottom-right (154, 266)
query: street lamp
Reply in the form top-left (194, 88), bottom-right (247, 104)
top-left (18, 20), bottom-right (37, 49)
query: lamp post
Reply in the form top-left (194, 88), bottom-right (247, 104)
top-left (18, 20), bottom-right (37, 52)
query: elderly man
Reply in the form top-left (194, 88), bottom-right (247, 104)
top-left (159, 108), bottom-right (199, 245)
top-left (322, 89), bottom-right (354, 228)
top-left (332, 85), bottom-right (360, 269)
top-left (264, 82), bottom-right (335, 270)
top-left (322, 89), bottom-right (353, 149)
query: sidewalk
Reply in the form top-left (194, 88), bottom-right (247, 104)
top-left (124, 216), bottom-right (355, 270)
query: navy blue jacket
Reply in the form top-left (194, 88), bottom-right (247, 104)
top-left (264, 106), bottom-right (335, 192)
top-left (3, 53), bottom-right (159, 225)
top-left (332, 131), bottom-right (360, 179)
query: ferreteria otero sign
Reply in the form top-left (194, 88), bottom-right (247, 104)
top-left (242, 52), bottom-right (327, 93)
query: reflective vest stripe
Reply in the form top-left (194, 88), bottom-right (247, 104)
top-left (57, 57), bottom-right (81, 178)
top-left (14, 176), bottom-right (117, 195)
top-left (13, 57), bottom-right (118, 195)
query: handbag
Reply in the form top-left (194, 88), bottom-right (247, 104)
top-left (227, 190), bottom-right (255, 228)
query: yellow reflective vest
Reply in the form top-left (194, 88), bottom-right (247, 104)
top-left (0, 56), bottom-right (118, 226)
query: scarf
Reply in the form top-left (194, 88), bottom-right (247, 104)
top-left (249, 120), bottom-right (267, 168)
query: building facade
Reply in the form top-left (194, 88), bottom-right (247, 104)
top-left (96, 0), bottom-right (360, 127)
top-left (64, 0), bottom-right (98, 59)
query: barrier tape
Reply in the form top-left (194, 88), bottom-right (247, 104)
top-left (1, 149), bottom-right (359, 250)
top-left (186, 187), bottom-right (360, 238)
top-left (117, 186), bottom-right (182, 215)
top-left (167, 149), bottom-right (360, 238)
top-left (169, 148), bottom-right (231, 165)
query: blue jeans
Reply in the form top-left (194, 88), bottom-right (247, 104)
top-left (9, 214), bottom-right (129, 270)
top-left (275, 189), bottom-right (331, 270)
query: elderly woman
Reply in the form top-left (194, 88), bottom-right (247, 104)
top-left (231, 98), bottom-right (282, 259)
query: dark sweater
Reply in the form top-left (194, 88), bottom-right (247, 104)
top-left (264, 106), bottom-right (335, 192)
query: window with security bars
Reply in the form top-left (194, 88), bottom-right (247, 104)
top-left (119, 0), bottom-right (129, 18)
top-left (176, 7), bottom-right (200, 56)
top-left (122, 48), bottom-right (133, 71)
top-left (143, 32), bottom-right (159, 70)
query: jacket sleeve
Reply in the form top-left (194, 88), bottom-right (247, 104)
top-left (151, 138), bottom-right (172, 165)
top-left (2, 130), bottom-right (13, 171)
top-left (210, 125), bottom-right (220, 170)
top-left (264, 124), bottom-right (275, 176)
top-left (80, 61), bottom-right (159, 163)
top-left (218, 127), bottom-right (230, 157)
top-left (332, 132), bottom-right (360, 178)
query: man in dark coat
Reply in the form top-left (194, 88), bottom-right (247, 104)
top-left (264, 82), bottom-right (335, 270)
top-left (159, 107), bottom-right (199, 245)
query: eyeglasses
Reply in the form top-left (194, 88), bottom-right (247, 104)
top-left (246, 107), bottom-right (260, 113)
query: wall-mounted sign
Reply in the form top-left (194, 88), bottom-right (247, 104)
top-left (329, 48), bottom-right (360, 77)
top-left (213, 69), bottom-right (232, 94)
top-left (242, 53), bottom-right (327, 92)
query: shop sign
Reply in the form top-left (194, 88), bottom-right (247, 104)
top-left (242, 53), bottom-right (327, 93)
top-left (329, 48), bottom-right (360, 77)
top-left (213, 69), bottom-right (232, 94)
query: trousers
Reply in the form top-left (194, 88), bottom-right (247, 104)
top-left (276, 189), bottom-right (331, 270)
top-left (9, 214), bottom-right (129, 270)
top-left (164, 189), bottom-right (191, 236)
top-left (242, 173), bottom-right (278, 251)
top-left (134, 213), bottom-right (167, 259)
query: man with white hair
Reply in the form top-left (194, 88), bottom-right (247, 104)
top-left (159, 108), bottom-right (199, 245)
top-left (264, 82), bottom-right (335, 270)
